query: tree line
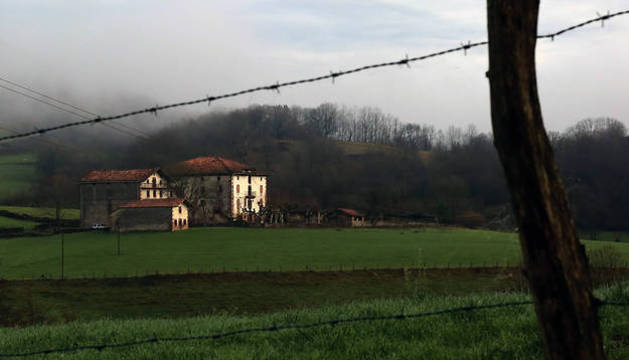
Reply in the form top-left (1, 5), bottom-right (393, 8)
top-left (4, 103), bottom-right (627, 232)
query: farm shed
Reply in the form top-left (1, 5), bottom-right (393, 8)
top-left (327, 208), bottom-right (367, 227)
top-left (112, 198), bottom-right (189, 232)
top-left (79, 168), bottom-right (173, 228)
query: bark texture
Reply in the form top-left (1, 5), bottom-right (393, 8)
top-left (486, 1), bottom-right (606, 359)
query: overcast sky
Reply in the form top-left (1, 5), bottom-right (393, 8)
top-left (1, 0), bottom-right (628, 136)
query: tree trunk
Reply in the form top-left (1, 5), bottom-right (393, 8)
top-left (486, 1), bottom-right (606, 359)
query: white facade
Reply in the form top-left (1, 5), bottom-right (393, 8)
top-left (140, 171), bottom-right (171, 199)
top-left (171, 203), bottom-right (189, 230)
top-left (231, 174), bottom-right (267, 218)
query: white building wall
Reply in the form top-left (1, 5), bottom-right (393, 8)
top-left (231, 174), bottom-right (267, 218)
top-left (140, 172), bottom-right (171, 199)
top-left (171, 203), bottom-right (189, 230)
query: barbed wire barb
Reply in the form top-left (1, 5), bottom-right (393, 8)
top-left (462, 41), bottom-right (472, 56)
top-left (597, 10), bottom-right (611, 27)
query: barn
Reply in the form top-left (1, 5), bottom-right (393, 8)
top-left (327, 208), bottom-right (367, 227)
top-left (112, 198), bottom-right (189, 232)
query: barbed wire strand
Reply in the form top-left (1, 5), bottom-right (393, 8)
top-left (0, 79), bottom-right (151, 138)
top-left (0, 121), bottom-right (87, 153)
top-left (0, 301), bottom-right (534, 358)
top-left (2, 300), bottom-right (628, 358)
top-left (0, 10), bottom-right (627, 143)
top-left (0, 76), bottom-right (97, 117)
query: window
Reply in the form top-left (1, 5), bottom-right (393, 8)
top-left (248, 199), bottom-right (252, 209)
top-left (159, 190), bottom-right (163, 198)
top-left (260, 199), bottom-right (264, 207)
top-left (146, 190), bottom-right (150, 198)
top-left (248, 175), bottom-right (251, 184)
top-left (183, 219), bottom-right (187, 225)
top-left (200, 176), bottom-right (204, 181)
top-left (159, 180), bottom-right (162, 185)
top-left (153, 190), bottom-right (156, 198)
top-left (237, 199), bottom-right (240, 211)
top-left (178, 219), bottom-right (182, 226)
top-left (178, 206), bottom-right (182, 214)
top-left (173, 220), bottom-right (177, 227)
top-left (217, 176), bottom-right (220, 181)
top-left (152, 178), bottom-right (156, 186)
top-left (260, 185), bottom-right (263, 194)
top-left (236, 184), bottom-right (240, 193)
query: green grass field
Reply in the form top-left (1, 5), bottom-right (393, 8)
top-left (0, 215), bottom-right (39, 230)
top-left (0, 153), bottom-right (37, 200)
top-left (0, 268), bottom-right (531, 326)
top-left (2, 227), bottom-right (629, 280)
top-left (1, 285), bottom-right (628, 359)
top-left (0, 205), bottom-right (79, 220)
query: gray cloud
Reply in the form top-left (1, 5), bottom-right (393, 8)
top-left (0, 0), bottom-right (627, 137)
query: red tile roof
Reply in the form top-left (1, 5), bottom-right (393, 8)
top-left (167, 156), bottom-right (250, 175)
top-left (119, 198), bottom-right (185, 208)
top-left (338, 208), bottom-right (366, 217)
top-left (81, 168), bottom-right (158, 182)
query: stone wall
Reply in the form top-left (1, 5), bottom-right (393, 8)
top-left (114, 207), bottom-right (171, 232)
top-left (80, 182), bottom-right (139, 228)
top-left (172, 175), bottom-right (232, 225)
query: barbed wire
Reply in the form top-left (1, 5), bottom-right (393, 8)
top-left (0, 79), bottom-right (150, 139)
top-left (0, 76), bottom-right (98, 117)
top-left (1, 300), bottom-right (628, 358)
top-left (0, 10), bottom-right (627, 143)
top-left (0, 301), bottom-right (534, 358)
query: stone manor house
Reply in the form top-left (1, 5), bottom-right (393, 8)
top-left (79, 156), bottom-right (268, 231)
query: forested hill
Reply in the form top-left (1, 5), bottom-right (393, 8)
top-left (10, 103), bottom-right (629, 231)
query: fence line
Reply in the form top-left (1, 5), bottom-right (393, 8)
top-left (12, 262), bottom-right (629, 281)
top-left (1, 300), bottom-right (627, 358)
top-left (0, 10), bottom-right (627, 143)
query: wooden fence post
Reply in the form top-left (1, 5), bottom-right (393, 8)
top-left (486, 1), bottom-right (605, 359)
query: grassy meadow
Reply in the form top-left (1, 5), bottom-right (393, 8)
top-left (0, 216), bottom-right (39, 230)
top-left (1, 285), bottom-right (629, 359)
top-left (2, 227), bottom-right (629, 280)
top-left (0, 153), bottom-right (37, 200)
top-left (0, 268), bottom-right (531, 326)
top-left (0, 206), bottom-right (80, 221)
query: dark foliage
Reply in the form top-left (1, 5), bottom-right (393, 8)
top-left (21, 104), bottom-right (628, 231)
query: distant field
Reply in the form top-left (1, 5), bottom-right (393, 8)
top-left (2, 227), bottom-right (629, 280)
top-left (0, 205), bottom-right (79, 220)
top-left (0, 268), bottom-right (530, 326)
top-left (0, 153), bottom-right (37, 200)
top-left (0, 216), bottom-right (38, 230)
top-left (1, 286), bottom-right (629, 359)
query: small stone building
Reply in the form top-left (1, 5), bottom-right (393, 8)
top-left (113, 198), bottom-right (189, 232)
top-left (79, 168), bottom-right (172, 228)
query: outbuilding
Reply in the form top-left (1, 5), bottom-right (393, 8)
top-left (327, 208), bottom-right (367, 227)
top-left (112, 198), bottom-right (189, 232)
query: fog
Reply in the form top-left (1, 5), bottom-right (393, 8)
top-left (1, 0), bottom-right (628, 140)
